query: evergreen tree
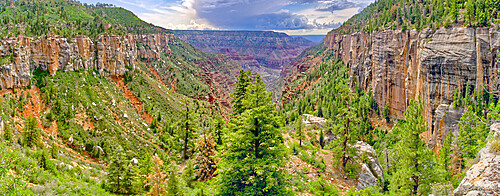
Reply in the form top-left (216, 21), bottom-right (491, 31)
top-left (438, 133), bottom-right (453, 182)
top-left (477, 0), bottom-right (489, 26)
top-left (330, 84), bottom-right (360, 175)
top-left (458, 106), bottom-right (489, 160)
top-left (389, 99), bottom-right (436, 195)
top-left (214, 116), bottom-right (224, 145)
top-left (466, 0), bottom-right (476, 27)
top-left (182, 160), bottom-right (196, 188)
top-left (50, 142), bottom-right (58, 159)
top-left (22, 117), bottom-right (41, 148)
top-left (167, 168), bottom-right (182, 196)
top-left (231, 69), bottom-right (253, 115)
top-left (317, 103), bottom-right (324, 117)
top-left (106, 146), bottom-right (138, 194)
top-left (296, 116), bottom-right (305, 146)
top-left (3, 124), bottom-right (12, 143)
top-left (180, 101), bottom-right (198, 160)
top-left (217, 74), bottom-right (290, 195)
top-left (450, 0), bottom-right (459, 22)
top-left (319, 129), bottom-right (325, 149)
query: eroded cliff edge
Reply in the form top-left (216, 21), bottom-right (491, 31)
top-left (0, 33), bottom-right (174, 89)
top-left (285, 27), bottom-right (500, 150)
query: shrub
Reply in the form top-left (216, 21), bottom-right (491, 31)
top-left (444, 20), bottom-right (452, 28)
top-left (491, 138), bottom-right (500, 154)
top-left (309, 177), bottom-right (339, 196)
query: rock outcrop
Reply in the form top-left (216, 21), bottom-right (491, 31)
top-left (0, 33), bottom-right (174, 89)
top-left (302, 114), bottom-right (328, 127)
top-left (285, 27), bottom-right (500, 150)
top-left (355, 141), bottom-right (385, 190)
top-left (453, 123), bottom-right (500, 196)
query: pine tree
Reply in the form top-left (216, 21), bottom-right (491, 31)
top-left (231, 69), bottom-right (253, 115)
top-left (438, 133), bottom-right (453, 181)
top-left (458, 106), bottom-right (489, 160)
top-left (331, 84), bottom-right (360, 175)
top-left (450, 0), bottom-right (459, 22)
top-left (23, 117), bottom-right (41, 148)
top-left (466, 0), bottom-right (476, 27)
top-left (389, 99), bottom-right (436, 195)
top-left (214, 116), bottom-right (224, 145)
top-left (144, 154), bottom-right (167, 196)
top-left (217, 74), bottom-right (290, 195)
top-left (167, 168), bottom-right (182, 196)
top-left (106, 146), bottom-right (138, 194)
top-left (180, 101), bottom-right (198, 160)
top-left (319, 129), bottom-right (325, 149)
top-left (182, 160), bottom-right (196, 188)
top-left (296, 116), bottom-right (305, 146)
top-left (3, 124), bottom-right (12, 143)
top-left (317, 103), bottom-right (323, 117)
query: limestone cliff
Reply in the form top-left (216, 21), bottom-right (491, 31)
top-left (0, 33), bottom-right (174, 89)
top-left (453, 123), bottom-right (500, 195)
top-left (284, 27), bottom-right (500, 150)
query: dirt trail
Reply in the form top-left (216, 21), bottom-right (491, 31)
top-left (110, 76), bottom-right (152, 123)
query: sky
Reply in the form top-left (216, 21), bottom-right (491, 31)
top-left (79, 0), bottom-right (375, 35)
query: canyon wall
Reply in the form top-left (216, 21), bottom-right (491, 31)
top-left (322, 27), bottom-right (500, 149)
top-left (174, 30), bottom-right (315, 89)
top-left (0, 33), bottom-right (174, 89)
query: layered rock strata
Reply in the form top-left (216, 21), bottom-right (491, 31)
top-left (318, 27), bottom-right (499, 148)
top-left (0, 33), bottom-right (174, 89)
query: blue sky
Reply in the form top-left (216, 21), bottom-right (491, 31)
top-left (79, 0), bottom-right (374, 35)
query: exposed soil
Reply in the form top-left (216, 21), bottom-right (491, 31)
top-left (147, 65), bottom-right (167, 87)
top-left (110, 76), bottom-right (152, 123)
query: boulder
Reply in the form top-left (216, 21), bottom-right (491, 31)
top-left (355, 141), bottom-right (385, 190)
top-left (453, 123), bottom-right (500, 195)
top-left (302, 114), bottom-right (327, 127)
top-left (130, 158), bottom-right (139, 166)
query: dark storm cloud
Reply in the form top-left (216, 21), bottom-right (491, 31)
top-left (192, 0), bottom-right (314, 30)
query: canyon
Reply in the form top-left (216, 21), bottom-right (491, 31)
top-left (174, 30), bottom-right (315, 89)
top-left (283, 27), bottom-right (500, 150)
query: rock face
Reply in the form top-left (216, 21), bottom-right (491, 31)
top-left (174, 30), bottom-right (315, 89)
top-left (355, 141), bottom-right (385, 190)
top-left (0, 33), bottom-right (174, 89)
top-left (294, 27), bottom-right (500, 149)
top-left (427, 104), bottom-right (464, 150)
top-left (454, 123), bottom-right (500, 196)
